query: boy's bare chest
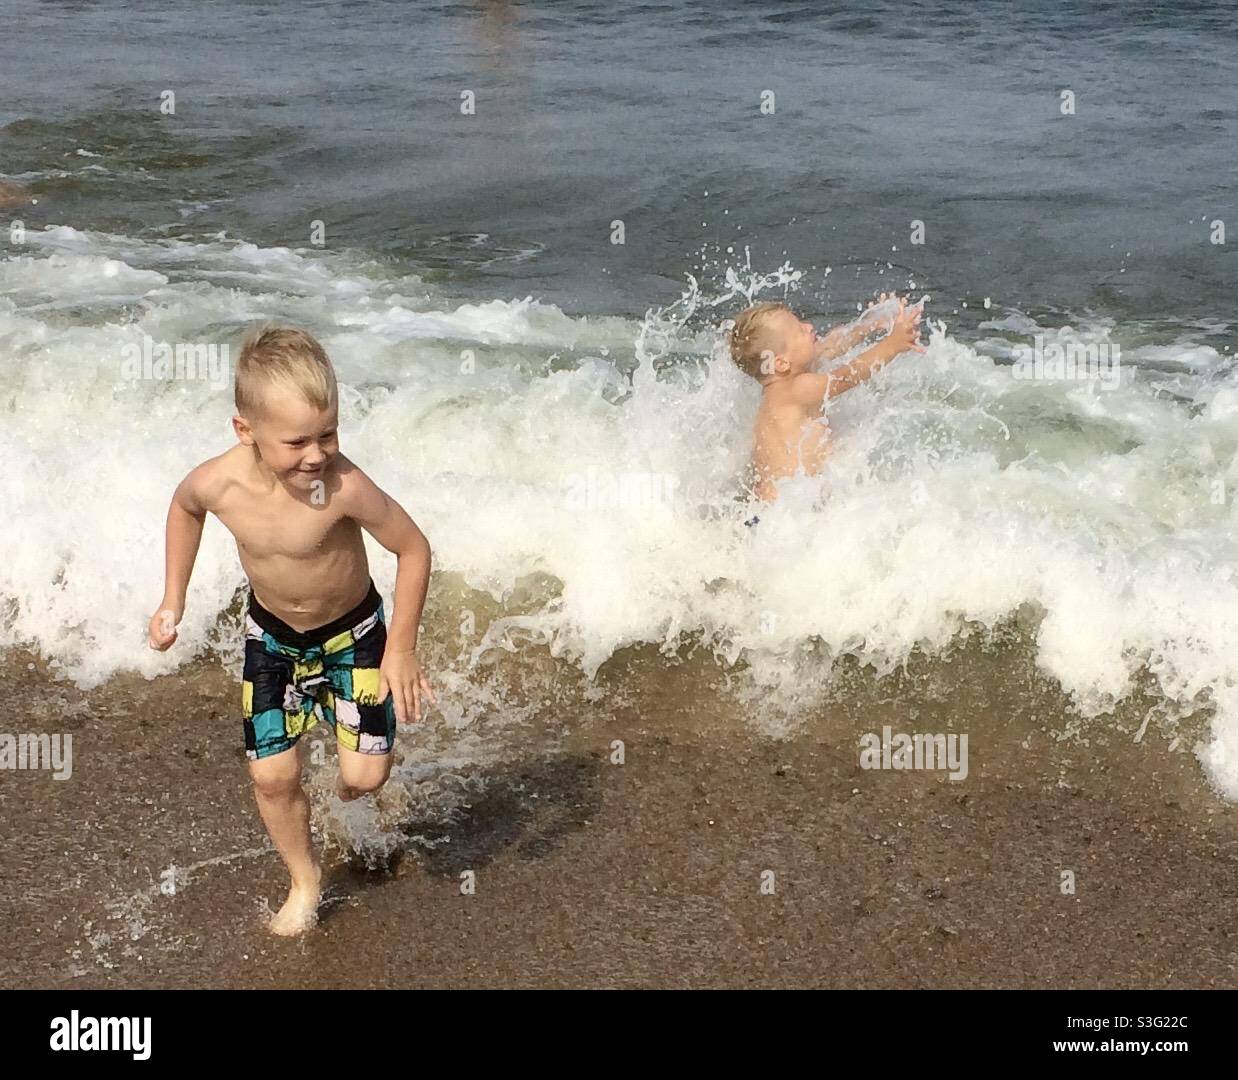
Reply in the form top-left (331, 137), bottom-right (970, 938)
top-left (758, 398), bottom-right (829, 440)
top-left (215, 491), bottom-right (354, 561)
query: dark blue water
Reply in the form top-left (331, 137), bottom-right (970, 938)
top-left (2, 0), bottom-right (1235, 327)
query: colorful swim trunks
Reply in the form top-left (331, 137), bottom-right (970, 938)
top-left (241, 580), bottom-right (397, 761)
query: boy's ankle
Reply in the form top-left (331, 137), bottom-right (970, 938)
top-left (291, 864), bottom-right (322, 889)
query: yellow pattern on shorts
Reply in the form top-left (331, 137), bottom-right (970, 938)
top-left (352, 667), bottom-right (382, 706)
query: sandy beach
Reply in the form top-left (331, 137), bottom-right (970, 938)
top-left (4, 631), bottom-right (1235, 990)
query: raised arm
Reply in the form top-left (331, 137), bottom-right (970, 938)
top-left (813, 320), bottom-right (877, 363)
top-left (819, 299), bottom-right (924, 399)
top-left (812, 293), bottom-right (902, 363)
top-left (788, 300), bottom-right (924, 406)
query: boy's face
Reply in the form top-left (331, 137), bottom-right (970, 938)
top-left (765, 309), bottom-right (818, 375)
top-left (234, 390), bottom-right (339, 491)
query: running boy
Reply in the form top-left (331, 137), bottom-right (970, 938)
top-left (148, 326), bottom-right (435, 935)
top-left (729, 296), bottom-right (925, 501)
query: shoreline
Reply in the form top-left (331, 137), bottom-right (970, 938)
top-left (2, 644), bottom-right (1236, 989)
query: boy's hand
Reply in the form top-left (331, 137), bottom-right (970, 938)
top-left (378, 648), bottom-right (437, 724)
top-left (148, 606), bottom-right (181, 650)
top-left (884, 296), bottom-right (926, 355)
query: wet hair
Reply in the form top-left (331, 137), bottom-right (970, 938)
top-left (729, 301), bottom-right (792, 379)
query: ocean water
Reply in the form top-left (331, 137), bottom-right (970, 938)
top-left (2, 2), bottom-right (1237, 798)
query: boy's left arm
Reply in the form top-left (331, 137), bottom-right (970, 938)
top-left (814, 320), bottom-right (875, 363)
top-left (820, 299), bottom-right (925, 398)
top-left (339, 461), bottom-right (435, 724)
top-left (813, 293), bottom-right (902, 362)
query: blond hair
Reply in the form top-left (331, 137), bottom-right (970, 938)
top-left (234, 325), bottom-right (337, 418)
top-left (729, 301), bottom-right (791, 379)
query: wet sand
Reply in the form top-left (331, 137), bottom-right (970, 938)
top-left (2, 635), bottom-right (1236, 989)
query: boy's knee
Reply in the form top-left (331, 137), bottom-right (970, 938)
top-left (342, 771), bottom-right (389, 797)
top-left (338, 756), bottom-right (392, 797)
top-left (250, 765), bottom-right (303, 801)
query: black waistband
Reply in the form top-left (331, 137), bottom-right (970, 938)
top-left (247, 579), bottom-right (381, 650)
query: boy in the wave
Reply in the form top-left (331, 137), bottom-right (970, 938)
top-left (147, 326), bottom-right (435, 936)
top-left (729, 295), bottom-right (925, 502)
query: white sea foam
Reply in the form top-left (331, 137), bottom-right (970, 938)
top-left (4, 226), bottom-right (1238, 797)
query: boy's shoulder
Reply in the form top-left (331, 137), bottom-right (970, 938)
top-left (328, 456), bottom-right (416, 526)
top-left (762, 371), bottom-right (827, 408)
top-left (178, 446), bottom-right (249, 512)
top-left (329, 454), bottom-right (387, 509)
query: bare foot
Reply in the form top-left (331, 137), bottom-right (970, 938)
top-left (268, 865), bottom-right (322, 936)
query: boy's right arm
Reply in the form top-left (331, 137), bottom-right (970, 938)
top-left (814, 321), bottom-right (874, 362)
top-left (813, 293), bottom-right (900, 362)
top-left (148, 466), bottom-right (210, 650)
top-left (788, 301), bottom-right (924, 407)
top-left (818, 300), bottom-right (924, 400)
